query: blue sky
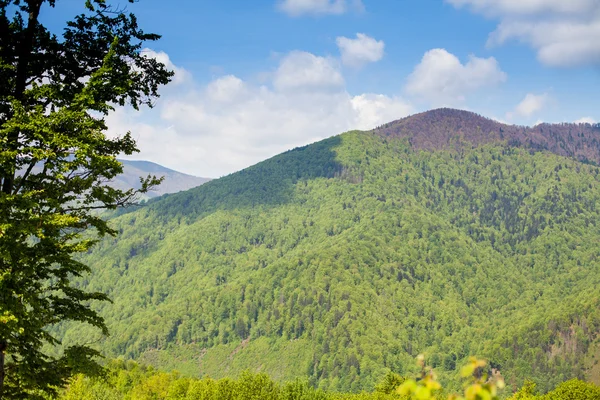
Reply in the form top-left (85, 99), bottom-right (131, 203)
top-left (44, 0), bottom-right (600, 176)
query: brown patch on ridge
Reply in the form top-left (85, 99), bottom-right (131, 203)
top-left (374, 108), bottom-right (600, 163)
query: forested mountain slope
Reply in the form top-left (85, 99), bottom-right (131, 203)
top-left (60, 109), bottom-right (600, 393)
top-left (376, 108), bottom-right (600, 163)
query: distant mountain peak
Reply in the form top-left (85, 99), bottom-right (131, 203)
top-left (118, 159), bottom-right (187, 175)
top-left (113, 159), bottom-right (211, 199)
top-left (374, 108), bottom-right (600, 164)
top-left (397, 108), bottom-right (498, 125)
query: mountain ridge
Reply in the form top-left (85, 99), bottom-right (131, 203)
top-left (375, 108), bottom-right (600, 164)
top-left (119, 159), bottom-right (195, 175)
top-left (59, 109), bottom-right (600, 393)
top-left (114, 159), bottom-right (211, 199)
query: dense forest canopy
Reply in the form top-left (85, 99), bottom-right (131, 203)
top-left (56, 358), bottom-right (600, 399)
top-left (55, 110), bottom-right (600, 394)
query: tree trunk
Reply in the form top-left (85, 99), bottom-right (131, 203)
top-left (0, 339), bottom-right (6, 399)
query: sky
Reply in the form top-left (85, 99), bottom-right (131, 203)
top-left (43, 0), bottom-right (600, 177)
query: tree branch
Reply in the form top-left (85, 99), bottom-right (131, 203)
top-left (13, 158), bottom-right (38, 195)
top-left (1, 0), bottom-right (43, 195)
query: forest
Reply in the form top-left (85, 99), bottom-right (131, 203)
top-left (2, 0), bottom-right (600, 399)
top-left (57, 358), bottom-right (600, 399)
top-left (53, 120), bottom-right (600, 394)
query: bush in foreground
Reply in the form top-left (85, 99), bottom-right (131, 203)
top-left (57, 357), bottom-right (599, 400)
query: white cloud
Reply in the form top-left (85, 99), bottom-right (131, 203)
top-left (404, 48), bottom-right (507, 107)
top-left (447, 0), bottom-right (597, 16)
top-left (205, 75), bottom-right (248, 103)
top-left (489, 18), bottom-right (600, 67)
top-left (351, 94), bottom-right (413, 129)
top-left (575, 117), bottom-right (596, 124)
top-left (491, 115), bottom-right (509, 124)
top-left (273, 51), bottom-right (345, 93)
top-left (514, 93), bottom-right (547, 117)
top-left (336, 33), bottom-right (385, 67)
top-left (107, 50), bottom-right (413, 177)
top-left (447, 0), bottom-right (600, 67)
top-left (140, 48), bottom-right (191, 85)
top-left (506, 93), bottom-right (548, 119)
top-left (277, 0), bottom-right (364, 16)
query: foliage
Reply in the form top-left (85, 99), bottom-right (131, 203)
top-left (0, 0), bottom-right (171, 397)
top-left (56, 358), bottom-right (600, 400)
top-left (397, 356), bottom-right (505, 400)
top-left (507, 380), bottom-right (537, 400)
top-left (375, 372), bottom-right (405, 395)
top-left (539, 379), bottom-right (600, 400)
top-left (58, 120), bottom-right (600, 392)
top-left (506, 379), bottom-right (600, 400)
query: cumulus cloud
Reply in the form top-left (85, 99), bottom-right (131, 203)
top-left (336, 33), bottom-right (385, 67)
top-left (447, 0), bottom-right (597, 16)
top-left (273, 51), bottom-right (345, 92)
top-left (506, 93), bottom-right (549, 119)
top-left (575, 117), bottom-right (597, 124)
top-left (490, 115), bottom-right (509, 124)
top-left (489, 18), bottom-right (600, 67)
top-left (446, 0), bottom-right (600, 67)
top-left (106, 49), bottom-right (413, 177)
top-left (404, 48), bottom-right (507, 107)
top-left (277, 0), bottom-right (364, 16)
top-left (205, 75), bottom-right (248, 103)
top-left (351, 94), bottom-right (413, 128)
top-left (140, 48), bottom-right (191, 85)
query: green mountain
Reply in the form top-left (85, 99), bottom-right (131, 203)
top-left (61, 109), bottom-right (600, 393)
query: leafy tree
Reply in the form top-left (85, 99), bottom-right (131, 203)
top-left (541, 379), bottom-right (600, 400)
top-left (0, 0), bottom-right (172, 397)
top-left (57, 358), bottom-right (600, 399)
top-left (374, 371), bottom-right (405, 395)
top-left (509, 380), bottom-right (538, 400)
top-left (397, 356), bottom-right (505, 400)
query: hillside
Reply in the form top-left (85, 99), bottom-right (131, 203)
top-left (115, 160), bottom-right (211, 199)
top-left (59, 109), bottom-right (600, 393)
top-left (376, 108), bottom-right (600, 163)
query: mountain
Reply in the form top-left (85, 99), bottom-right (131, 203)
top-left (376, 108), bottom-right (600, 163)
top-left (17, 158), bottom-right (210, 199)
top-left (60, 109), bottom-right (600, 393)
top-left (115, 159), bottom-right (211, 199)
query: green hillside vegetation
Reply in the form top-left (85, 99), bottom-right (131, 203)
top-left (58, 113), bottom-right (600, 393)
top-left (57, 359), bottom-right (600, 400)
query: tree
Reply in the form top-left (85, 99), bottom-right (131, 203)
top-left (0, 0), bottom-right (172, 397)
